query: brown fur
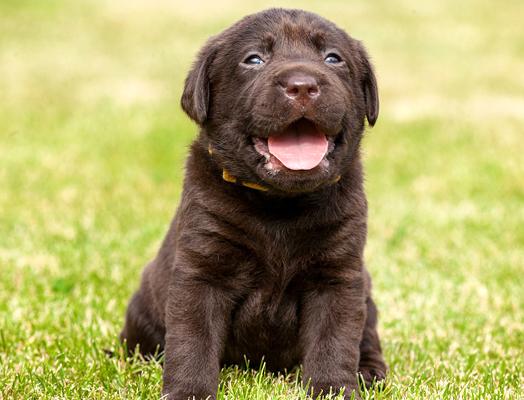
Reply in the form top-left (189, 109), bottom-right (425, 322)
top-left (120, 8), bottom-right (387, 400)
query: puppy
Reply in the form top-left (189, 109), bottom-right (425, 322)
top-left (120, 8), bottom-right (387, 400)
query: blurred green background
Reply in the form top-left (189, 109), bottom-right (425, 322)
top-left (1, 0), bottom-right (523, 399)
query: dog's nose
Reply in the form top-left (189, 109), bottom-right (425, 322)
top-left (281, 74), bottom-right (320, 104)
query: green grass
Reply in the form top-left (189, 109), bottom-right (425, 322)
top-left (1, 0), bottom-right (523, 399)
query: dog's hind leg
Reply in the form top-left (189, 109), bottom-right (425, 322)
top-left (358, 294), bottom-right (388, 388)
top-left (120, 290), bottom-right (165, 358)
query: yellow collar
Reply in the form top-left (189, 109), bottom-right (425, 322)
top-left (208, 144), bottom-right (269, 192)
top-left (222, 169), bottom-right (269, 191)
top-left (209, 144), bottom-right (340, 192)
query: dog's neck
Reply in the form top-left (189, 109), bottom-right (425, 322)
top-left (207, 143), bottom-right (341, 193)
top-left (208, 144), bottom-right (270, 192)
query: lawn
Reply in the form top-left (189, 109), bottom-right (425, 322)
top-left (1, 0), bottom-right (523, 399)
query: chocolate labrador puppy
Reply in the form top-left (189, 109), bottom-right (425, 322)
top-left (120, 8), bottom-right (387, 400)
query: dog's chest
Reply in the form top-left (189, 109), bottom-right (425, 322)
top-left (228, 227), bottom-right (322, 340)
top-left (225, 271), bottom-right (304, 368)
top-left (220, 212), bottom-right (344, 367)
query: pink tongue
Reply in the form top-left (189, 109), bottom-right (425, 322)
top-left (268, 121), bottom-right (328, 170)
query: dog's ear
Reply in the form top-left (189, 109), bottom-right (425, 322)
top-left (357, 43), bottom-right (379, 127)
top-left (181, 37), bottom-right (219, 125)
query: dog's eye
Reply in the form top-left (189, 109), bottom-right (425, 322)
top-left (324, 53), bottom-right (343, 64)
top-left (243, 54), bottom-right (265, 66)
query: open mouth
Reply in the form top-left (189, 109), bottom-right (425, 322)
top-left (253, 118), bottom-right (335, 172)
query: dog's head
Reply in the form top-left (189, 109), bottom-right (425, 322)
top-left (181, 8), bottom-right (378, 194)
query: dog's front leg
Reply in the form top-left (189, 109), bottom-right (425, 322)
top-left (300, 269), bottom-right (366, 400)
top-left (162, 273), bottom-right (233, 400)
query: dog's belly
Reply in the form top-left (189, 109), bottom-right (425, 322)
top-left (223, 286), bottom-right (301, 371)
